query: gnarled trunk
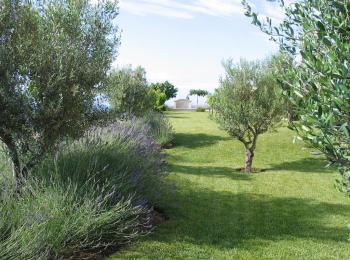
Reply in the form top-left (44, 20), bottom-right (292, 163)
top-left (0, 130), bottom-right (38, 192)
top-left (287, 105), bottom-right (294, 124)
top-left (244, 147), bottom-right (254, 173)
top-left (1, 133), bottom-right (25, 190)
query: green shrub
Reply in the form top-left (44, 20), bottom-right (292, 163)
top-left (0, 119), bottom-right (166, 258)
top-left (196, 107), bottom-right (206, 112)
top-left (151, 89), bottom-right (167, 112)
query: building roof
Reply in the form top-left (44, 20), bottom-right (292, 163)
top-left (174, 99), bottom-right (191, 102)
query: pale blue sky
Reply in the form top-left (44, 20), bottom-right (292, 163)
top-left (114, 0), bottom-right (285, 105)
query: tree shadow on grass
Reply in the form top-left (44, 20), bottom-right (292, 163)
top-left (170, 164), bottom-right (252, 181)
top-left (166, 112), bottom-right (193, 119)
top-left (151, 183), bottom-right (350, 252)
top-left (174, 133), bottom-right (230, 149)
top-left (268, 157), bottom-right (335, 173)
top-left (166, 114), bottom-right (187, 119)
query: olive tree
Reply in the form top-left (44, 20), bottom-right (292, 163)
top-left (212, 58), bottom-right (284, 172)
top-left (243, 0), bottom-right (350, 192)
top-left (105, 66), bottom-right (154, 117)
top-left (270, 52), bottom-right (298, 123)
top-left (0, 0), bottom-right (119, 188)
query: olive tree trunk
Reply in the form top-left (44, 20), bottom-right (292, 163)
top-left (1, 132), bottom-right (42, 191)
top-left (244, 137), bottom-right (257, 173)
top-left (1, 133), bottom-right (25, 190)
top-left (244, 148), bottom-right (254, 173)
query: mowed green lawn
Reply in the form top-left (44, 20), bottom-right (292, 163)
top-left (112, 111), bottom-right (350, 259)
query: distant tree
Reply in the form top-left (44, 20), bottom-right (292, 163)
top-left (207, 95), bottom-right (215, 114)
top-left (243, 0), bottom-right (350, 192)
top-left (0, 0), bottom-right (119, 188)
top-left (151, 89), bottom-right (167, 111)
top-left (212, 58), bottom-right (284, 173)
top-left (105, 66), bottom-right (153, 117)
top-left (150, 81), bottom-right (178, 100)
top-left (189, 89), bottom-right (209, 107)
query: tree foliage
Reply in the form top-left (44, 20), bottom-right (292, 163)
top-left (105, 66), bottom-right (154, 117)
top-left (243, 0), bottom-right (350, 191)
top-left (150, 81), bottom-right (177, 100)
top-left (0, 0), bottom-right (119, 187)
top-left (189, 89), bottom-right (209, 107)
top-left (189, 89), bottom-right (209, 97)
top-left (212, 58), bottom-right (284, 172)
top-left (270, 52), bottom-right (298, 123)
top-left (207, 95), bottom-right (215, 114)
top-left (151, 89), bottom-right (167, 111)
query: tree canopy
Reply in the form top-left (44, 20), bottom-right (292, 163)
top-left (243, 0), bottom-right (350, 192)
top-left (0, 0), bottom-right (119, 187)
top-left (189, 89), bottom-right (209, 97)
top-left (105, 66), bottom-right (154, 117)
top-left (212, 58), bottom-right (284, 172)
top-left (151, 89), bottom-right (167, 111)
top-left (189, 89), bottom-right (209, 107)
top-left (150, 81), bottom-right (177, 100)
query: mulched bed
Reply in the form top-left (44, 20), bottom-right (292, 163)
top-left (162, 143), bottom-right (173, 149)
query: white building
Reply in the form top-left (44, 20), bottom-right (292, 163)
top-left (174, 99), bottom-right (191, 109)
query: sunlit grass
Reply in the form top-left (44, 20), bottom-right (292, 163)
top-left (112, 111), bottom-right (350, 259)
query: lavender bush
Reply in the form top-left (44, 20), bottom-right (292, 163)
top-left (0, 119), bottom-right (167, 258)
top-left (141, 112), bottom-right (174, 147)
top-left (40, 118), bottom-right (166, 202)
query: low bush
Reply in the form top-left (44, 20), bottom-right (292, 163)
top-left (38, 119), bottom-right (166, 203)
top-left (0, 119), bottom-right (166, 259)
top-left (141, 112), bottom-right (174, 147)
top-left (196, 107), bottom-right (206, 112)
top-left (0, 181), bottom-right (149, 259)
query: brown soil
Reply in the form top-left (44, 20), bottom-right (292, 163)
top-left (149, 207), bottom-right (168, 226)
top-left (162, 143), bottom-right (173, 149)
